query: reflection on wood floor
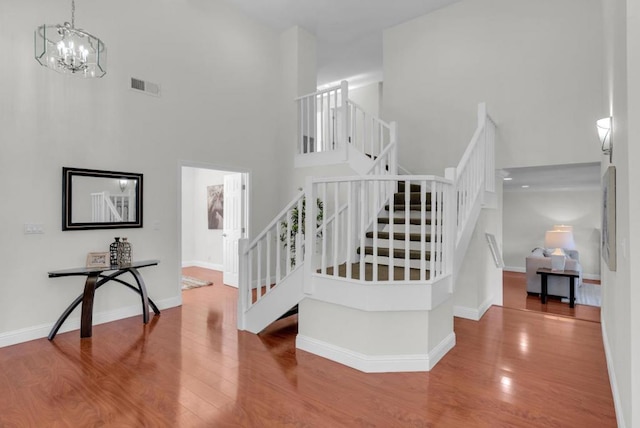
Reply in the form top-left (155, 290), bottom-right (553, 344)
top-left (503, 270), bottom-right (601, 323)
top-left (0, 268), bottom-right (615, 426)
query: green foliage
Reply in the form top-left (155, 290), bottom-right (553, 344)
top-left (279, 197), bottom-right (324, 268)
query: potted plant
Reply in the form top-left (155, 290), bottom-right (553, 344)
top-left (280, 197), bottom-right (324, 268)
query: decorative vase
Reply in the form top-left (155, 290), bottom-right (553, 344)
top-left (109, 237), bottom-right (120, 266)
top-left (118, 237), bottom-right (132, 266)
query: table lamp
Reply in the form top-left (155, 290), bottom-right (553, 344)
top-left (544, 230), bottom-right (576, 271)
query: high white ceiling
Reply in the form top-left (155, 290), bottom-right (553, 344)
top-left (221, 0), bottom-right (461, 87)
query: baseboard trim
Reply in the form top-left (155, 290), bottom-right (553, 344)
top-left (453, 298), bottom-right (493, 321)
top-left (601, 318), bottom-right (626, 428)
top-left (0, 295), bottom-right (182, 349)
top-left (295, 332), bottom-right (455, 373)
top-left (182, 261), bottom-right (223, 271)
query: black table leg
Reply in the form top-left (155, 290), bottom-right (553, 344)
top-left (541, 273), bottom-right (548, 304)
top-left (569, 276), bottom-right (576, 308)
top-left (81, 273), bottom-right (99, 338)
top-left (129, 268), bottom-right (150, 324)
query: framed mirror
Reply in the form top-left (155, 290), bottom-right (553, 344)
top-left (62, 167), bottom-right (143, 231)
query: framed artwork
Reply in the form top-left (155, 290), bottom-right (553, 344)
top-left (602, 166), bottom-right (616, 271)
top-left (86, 252), bottom-right (110, 268)
top-left (207, 184), bottom-right (224, 230)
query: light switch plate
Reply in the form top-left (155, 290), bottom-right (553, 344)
top-left (24, 223), bottom-right (44, 234)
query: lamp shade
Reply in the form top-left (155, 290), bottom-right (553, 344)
top-left (544, 230), bottom-right (575, 250)
top-left (553, 224), bottom-right (573, 232)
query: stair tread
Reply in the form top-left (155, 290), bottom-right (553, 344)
top-left (365, 231), bottom-right (431, 241)
top-left (378, 217), bottom-right (432, 225)
top-left (322, 262), bottom-right (430, 281)
top-left (385, 204), bottom-right (431, 211)
top-left (358, 246), bottom-right (432, 260)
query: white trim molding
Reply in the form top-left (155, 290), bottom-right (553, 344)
top-left (296, 332), bottom-right (456, 373)
top-left (454, 298), bottom-right (493, 321)
top-left (0, 296), bottom-right (182, 349)
top-left (182, 261), bottom-right (224, 271)
top-left (601, 318), bottom-right (626, 428)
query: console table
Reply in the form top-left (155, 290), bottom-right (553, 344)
top-left (536, 267), bottom-right (580, 308)
top-left (48, 260), bottom-right (160, 340)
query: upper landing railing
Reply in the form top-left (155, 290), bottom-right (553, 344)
top-left (295, 81), bottom-right (396, 168)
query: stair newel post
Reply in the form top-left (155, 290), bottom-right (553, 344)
top-left (444, 167), bottom-right (457, 291)
top-left (303, 177), bottom-right (316, 295)
top-left (340, 80), bottom-right (349, 160)
top-left (237, 238), bottom-right (250, 330)
top-left (389, 121), bottom-right (398, 175)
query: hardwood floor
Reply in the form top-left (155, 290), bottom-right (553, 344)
top-left (503, 271), bottom-right (601, 322)
top-left (0, 270), bottom-right (616, 427)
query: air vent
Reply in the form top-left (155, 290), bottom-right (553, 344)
top-left (130, 77), bottom-right (161, 97)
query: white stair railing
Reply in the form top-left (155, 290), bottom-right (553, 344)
top-left (347, 100), bottom-right (394, 161)
top-left (307, 175), bottom-right (453, 284)
top-left (295, 83), bottom-right (346, 155)
top-left (239, 94), bottom-right (495, 332)
top-left (295, 81), bottom-right (397, 173)
top-left (238, 192), bottom-right (306, 317)
top-left (444, 103), bottom-right (496, 289)
top-left (91, 192), bottom-right (123, 222)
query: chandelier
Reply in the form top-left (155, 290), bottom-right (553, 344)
top-left (34, 0), bottom-right (106, 78)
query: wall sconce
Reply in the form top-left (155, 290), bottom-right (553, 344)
top-left (119, 179), bottom-right (129, 192)
top-left (596, 117), bottom-right (613, 162)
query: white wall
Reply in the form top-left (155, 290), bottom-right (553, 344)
top-left (503, 188), bottom-right (601, 278)
top-left (182, 167), bottom-right (231, 269)
top-left (601, 0), bottom-right (639, 426)
top-left (383, 0), bottom-right (604, 175)
top-left (276, 27), bottom-right (318, 207)
top-left (455, 190), bottom-right (503, 319)
top-left (349, 81), bottom-right (383, 119)
top-left (0, 0), bottom-right (284, 344)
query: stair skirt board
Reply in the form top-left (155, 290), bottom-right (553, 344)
top-left (321, 262), bottom-right (430, 281)
top-left (296, 332), bottom-right (456, 373)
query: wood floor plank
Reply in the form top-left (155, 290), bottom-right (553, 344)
top-left (0, 269), bottom-right (616, 427)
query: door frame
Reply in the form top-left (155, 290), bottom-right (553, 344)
top-left (177, 160), bottom-right (250, 294)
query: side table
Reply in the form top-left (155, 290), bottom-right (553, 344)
top-left (536, 267), bottom-right (580, 308)
top-left (48, 260), bottom-right (160, 339)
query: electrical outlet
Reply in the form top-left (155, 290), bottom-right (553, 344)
top-left (24, 223), bottom-right (44, 234)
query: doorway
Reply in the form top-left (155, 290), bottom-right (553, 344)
top-left (180, 163), bottom-right (249, 288)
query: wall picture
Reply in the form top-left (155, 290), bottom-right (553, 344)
top-left (207, 184), bottom-right (224, 230)
top-left (601, 166), bottom-right (616, 271)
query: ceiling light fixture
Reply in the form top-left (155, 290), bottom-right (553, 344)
top-left (596, 117), bottom-right (612, 163)
top-left (34, 0), bottom-right (106, 78)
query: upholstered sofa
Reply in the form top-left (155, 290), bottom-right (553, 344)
top-left (525, 248), bottom-right (582, 297)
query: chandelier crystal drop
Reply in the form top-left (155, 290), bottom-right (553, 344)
top-left (34, 0), bottom-right (106, 78)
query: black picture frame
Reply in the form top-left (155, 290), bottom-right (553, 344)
top-left (62, 167), bottom-right (143, 231)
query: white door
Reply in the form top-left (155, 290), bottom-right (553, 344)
top-left (223, 173), bottom-right (244, 287)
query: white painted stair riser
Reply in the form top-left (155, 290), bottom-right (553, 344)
top-left (365, 238), bottom-right (431, 252)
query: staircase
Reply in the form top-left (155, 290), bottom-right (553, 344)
top-left (328, 181), bottom-right (434, 281)
top-left (237, 81), bottom-right (496, 371)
